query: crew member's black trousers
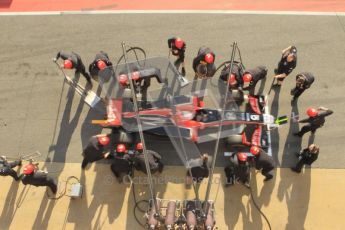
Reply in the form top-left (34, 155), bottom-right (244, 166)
top-left (174, 56), bottom-right (185, 75)
top-left (297, 124), bottom-right (320, 137)
top-left (0, 161), bottom-right (21, 180)
top-left (294, 157), bottom-right (317, 172)
top-left (261, 166), bottom-right (274, 179)
top-left (76, 64), bottom-right (92, 84)
top-left (291, 87), bottom-right (306, 99)
top-left (224, 166), bottom-right (235, 185)
top-left (0, 168), bottom-right (19, 180)
top-left (42, 178), bottom-right (58, 194)
top-left (28, 178), bottom-right (57, 194)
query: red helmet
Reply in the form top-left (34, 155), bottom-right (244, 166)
top-left (237, 153), bottom-right (248, 162)
top-left (250, 146), bottom-right (260, 156)
top-left (97, 60), bottom-right (107, 70)
top-left (307, 107), bottom-right (318, 117)
top-left (229, 73), bottom-right (236, 85)
top-left (243, 73), bottom-right (253, 83)
top-left (131, 71), bottom-right (140, 81)
top-left (204, 53), bottom-right (214, 64)
top-left (64, 59), bottom-right (73, 69)
top-left (98, 136), bottom-right (110, 146)
top-left (23, 164), bottom-right (35, 175)
top-left (175, 38), bottom-right (184, 49)
top-left (116, 144), bottom-right (126, 153)
top-left (118, 74), bottom-right (128, 85)
top-left (136, 142), bottom-right (143, 151)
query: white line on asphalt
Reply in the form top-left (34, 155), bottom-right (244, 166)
top-left (0, 10), bottom-right (345, 16)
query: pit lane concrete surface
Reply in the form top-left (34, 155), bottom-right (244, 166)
top-left (0, 13), bottom-right (344, 168)
top-left (0, 13), bottom-right (345, 230)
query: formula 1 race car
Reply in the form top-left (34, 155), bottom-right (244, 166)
top-left (90, 56), bottom-right (279, 144)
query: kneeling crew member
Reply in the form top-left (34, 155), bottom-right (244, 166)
top-left (224, 152), bottom-right (250, 187)
top-left (89, 51), bottom-right (113, 81)
top-left (250, 146), bottom-right (275, 181)
top-left (133, 143), bottom-right (164, 174)
top-left (81, 134), bottom-right (111, 169)
top-left (0, 156), bottom-right (21, 181)
top-left (193, 47), bottom-right (216, 79)
top-left (242, 65), bottom-right (268, 94)
top-left (290, 72), bottom-right (315, 101)
top-left (110, 144), bottom-right (132, 183)
top-left (291, 144), bottom-right (319, 173)
top-left (54, 51), bottom-right (92, 86)
top-left (168, 37), bottom-right (186, 76)
top-left (273, 46), bottom-right (297, 86)
top-left (20, 163), bottom-right (57, 194)
top-left (294, 107), bottom-right (333, 137)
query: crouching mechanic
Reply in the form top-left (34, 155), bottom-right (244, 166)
top-left (250, 146), bottom-right (275, 181)
top-left (242, 65), bottom-right (268, 94)
top-left (0, 156), bottom-right (21, 181)
top-left (89, 51), bottom-right (113, 81)
top-left (110, 144), bottom-right (132, 183)
top-left (168, 37), bottom-right (186, 76)
top-left (54, 51), bottom-right (92, 86)
top-left (81, 134), bottom-right (111, 169)
top-left (224, 152), bottom-right (250, 187)
top-left (20, 163), bottom-right (57, 194)
top-left (133, 143), bottom-right (164, 175)
top-left (193, 47), bottom-right (216, 79)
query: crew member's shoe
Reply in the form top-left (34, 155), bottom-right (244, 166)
top-left (290, 167), bottom-right (301, 173)
top-left (51, 185), bottom-right (58, 194)
top-left (181, 67), bottom-right (186, 76)
top-left (264, 174), bottom-right (273, 182)
top-left (293, 132), bottom-right (302, 137)
top-left (86, 81), bottom-right (93, 90)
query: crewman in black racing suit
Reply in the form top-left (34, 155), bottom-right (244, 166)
top-left (218, 61), bottom-right (245, 105)
top-left (81, 134), bottom-right (111, 169)
top-left (168, 37), bottom-right (186, 76)
top-left (273, 46), bottom-right (297, 86)
top-left (290, 72), bottom-right (315, 101)
top-left (294, 107), bottom-right (333, 137)
top-left (291, 144), bottom-right (319, 173)
top-left (110, 144), bottom-right (132, 183)
top-left (250, 146), bottom-right (275, 181)
top-left (193, 47), bottom-right (216, 79)
top-left (132, 143), bottom-right (164, 174)
top-left (54, 51), bottom-right (92, 86)
top-left (0, 155), bottom-right (21, 181)
top-left (20, 163), bottom-right (57, 194)
top-left (89, 51), bottom-right (113, 81)
top-left (224, 152), bottom-right (250, 187)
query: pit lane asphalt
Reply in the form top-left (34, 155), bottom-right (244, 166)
top-left (0, 14), bottom-right (344, 168)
